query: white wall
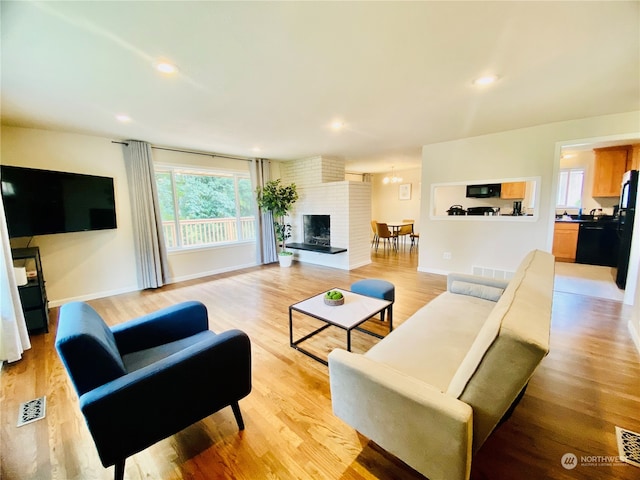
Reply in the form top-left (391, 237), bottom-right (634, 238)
top-left (371, 167), bottom-right (422, 235)
top-left (419, 111), bottom-right (640, 275)
top-left (2, 126), bottom-right (138, 305)
top-left (2, 126), bottom-right (257, 306)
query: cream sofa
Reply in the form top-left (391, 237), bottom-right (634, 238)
top-left (328, 249), bottom-right (554, 480)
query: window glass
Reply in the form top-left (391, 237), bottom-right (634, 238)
top-left (557, 168), bottom-right (584, 208)
top-left (155, 167), bottom-right (255, 250)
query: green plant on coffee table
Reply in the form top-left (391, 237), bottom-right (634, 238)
top-left (256, 179), bottom-right (299, 254)
top-left (325, 290), bottom-right (343, 300)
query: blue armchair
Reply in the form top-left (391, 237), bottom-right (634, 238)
top-left (55, 300), bottom-right (252, 480)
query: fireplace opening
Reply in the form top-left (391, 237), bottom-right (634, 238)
top-left (304, 215), bottom-right (330, 246)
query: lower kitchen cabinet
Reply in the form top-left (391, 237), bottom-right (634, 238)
top-left (553, 222), bottom-right (579, 262)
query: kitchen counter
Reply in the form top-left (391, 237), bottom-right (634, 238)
top-left (553, 216), bottom-right (619, 266)
top-left (555, 215), bottom-right (616, 224)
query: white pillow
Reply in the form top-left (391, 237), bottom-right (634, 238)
top-left (450, 280), bottom-right (504, 302)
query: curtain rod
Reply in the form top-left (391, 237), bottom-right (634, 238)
top-left (111, 140), bottom-right (254, 162)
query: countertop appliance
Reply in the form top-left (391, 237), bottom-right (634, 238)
top-left (466, 183), bottom-right (501, 198)
top-left (616, 170), bottom-right (638, 289)
top-left (467, 206), bottom-right (499, 216)
top-left (447, 205), bottom-right (466, 215)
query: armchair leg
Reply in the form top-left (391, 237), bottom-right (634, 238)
top-left (114, 459), bottom-right (125, 480)
top-left (231, 402), bottom-right (245, 430)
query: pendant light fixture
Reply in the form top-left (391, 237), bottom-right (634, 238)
top-left (382, 166), bottom-right (402, 184)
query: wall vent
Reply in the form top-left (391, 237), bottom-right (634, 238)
top-left (472, 266), bottom-right (515, 280)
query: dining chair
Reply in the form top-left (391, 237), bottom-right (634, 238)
top-left (375, 223), bottom-right (398, 252)
top-left (398, 219), bottom-right (414, 248)
top-left (410, 231), bottom-right (420, 251)
top-left (370, 220), bottom-right (379, 248)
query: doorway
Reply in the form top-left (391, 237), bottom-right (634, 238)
top-left (556, 134), bottom-right (640, 304)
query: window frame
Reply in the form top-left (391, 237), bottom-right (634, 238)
top-left (556, 167), bottom-right (585, 209)
top-left (154, 164), bottom-right (256, 252)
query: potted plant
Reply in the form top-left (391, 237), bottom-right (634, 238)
top-left (256, 179), bottom-right (299, 267)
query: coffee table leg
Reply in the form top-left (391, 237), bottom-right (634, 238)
top-left (289, 307), bottom-right (294, 346)
top-left (347, 330), bottom-right (351, 352)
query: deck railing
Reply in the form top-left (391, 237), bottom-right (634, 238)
top-left (162, 217), bottom-right (256, 248)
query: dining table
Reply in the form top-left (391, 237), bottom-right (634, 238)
top-left (385, 221), bottom-right (414, 250)
top-left (386, 221), bottom-right (413, 235)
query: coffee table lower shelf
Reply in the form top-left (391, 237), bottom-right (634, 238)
top-left (289, 288), bottom-right (393, 366)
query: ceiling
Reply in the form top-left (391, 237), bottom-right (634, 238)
top-left (1, 1), bottom-right (639, 173)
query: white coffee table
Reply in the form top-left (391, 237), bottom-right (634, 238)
top-left (289, 288), bottom-right (393, 365)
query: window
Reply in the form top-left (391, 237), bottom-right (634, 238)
top-left (557, 168), bottom-right (584, 208)
top-left (155, 167), bottom-right (256, 250)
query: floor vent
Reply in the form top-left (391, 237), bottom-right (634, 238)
top-left (17, 396), bottom-right (46, 427)
top-left (616, 426), bottom-right (640, 468)
top-left (471, 266), bottom-right (515, 280)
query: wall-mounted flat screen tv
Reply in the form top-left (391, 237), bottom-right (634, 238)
top-left (1, 165), bottom-right (117, 238)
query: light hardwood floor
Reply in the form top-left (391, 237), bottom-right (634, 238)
top-left (2, 249), bottom-right (639, 480)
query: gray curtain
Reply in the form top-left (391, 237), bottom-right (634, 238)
top-left (123, 140), bottom-right (169, 288)
top-left (250, 158), bottom-right (278, 264)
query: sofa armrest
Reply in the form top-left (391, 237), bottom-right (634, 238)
top-left (112, 301), bottom-right (209, 354)
top-left (80, 329), bottom-right (251, 467)
top-left (328, 349), bottom-right (473, 480)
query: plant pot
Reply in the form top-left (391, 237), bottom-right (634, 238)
top-left (278, 253), bottom-right (293, 268)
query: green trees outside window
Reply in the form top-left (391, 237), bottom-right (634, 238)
top-left (155, 168), bottom-right (255, 249)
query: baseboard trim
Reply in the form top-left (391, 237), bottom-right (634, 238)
top-left (167, 262), bottom-right (257, 284)
top-left (48, 285), bottom-right (139, 308)
top-left (417, 266), bottom-right (449, 276)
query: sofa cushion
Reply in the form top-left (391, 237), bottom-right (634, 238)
top-left (121, 330), bottom-right (215, 372)
top-left (449, 280), bottom-right (504, 301)
top-left (365, 292), bottom-right (496, 392)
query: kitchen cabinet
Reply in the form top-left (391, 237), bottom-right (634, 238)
top-left (553, 222), bottom-right (579, 262)
top-left (592, 146), bottom-right (629, 197)
top-left (628, 144), bottom-right (640, 171)
top-left (501, 181), bottom-right (526, 199)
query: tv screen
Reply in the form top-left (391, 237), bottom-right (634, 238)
top-left (1, 165), bottom-right (117, 238)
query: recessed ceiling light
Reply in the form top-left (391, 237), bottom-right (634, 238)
top-left (154, 61), bottom-right (178, 75)
top-left (252, 147), bottom-right (262, 153)
top-left (331, 120), bottom-right (345, 130)
top-left (473, 75), bottom-right (499, 86)
top-left (115, 114), bottom-right (132, 123)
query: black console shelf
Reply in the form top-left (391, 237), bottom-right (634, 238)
top-left (11, 247), bottom-right (49, 334)
top-left (286, 243), bottom-right (347, 254)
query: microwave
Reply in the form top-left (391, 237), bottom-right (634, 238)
top-left (466, 183), bottom-right (501, 198)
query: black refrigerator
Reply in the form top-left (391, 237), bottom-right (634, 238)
top-left (616, 170), bottom-right (639, 289)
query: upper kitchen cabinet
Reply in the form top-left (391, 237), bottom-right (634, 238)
top-left (627, 144), bottom-right (640, 171)
top-left (592, 146), bottom-right (629, 197)
top-left (501, 181), bottom-right (526, 199)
